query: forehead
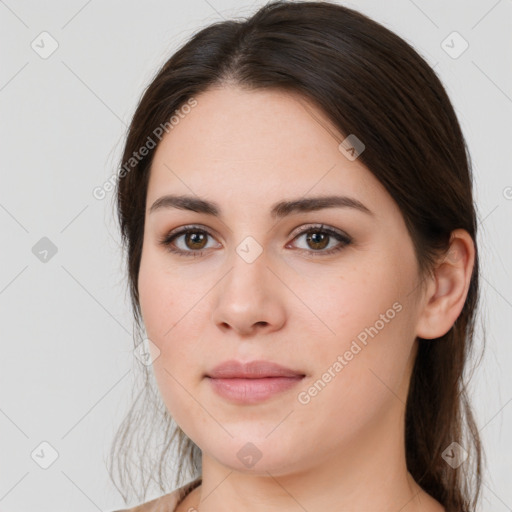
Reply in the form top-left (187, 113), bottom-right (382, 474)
top-left (147, 85), bottom-right (384, 212)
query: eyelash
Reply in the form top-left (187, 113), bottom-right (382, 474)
top-left (158, 224), bottom-right (352, 258)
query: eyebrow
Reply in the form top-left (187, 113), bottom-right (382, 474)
top-left (148, 194), bottom-right (374, 218)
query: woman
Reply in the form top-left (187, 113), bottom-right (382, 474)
top-left (109, 1), bottom-right (484, 511)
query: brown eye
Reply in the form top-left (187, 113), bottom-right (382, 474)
top-left (184, 231), bottom-right (208, 250)
top-left (305, 231), bottom-right (330, 250)
top-left (159, 224), bottom-right (352, 258)
top-left (159, 226), bottom-right (220, 257)
top-left (289, 224), bottom-right (352, 257)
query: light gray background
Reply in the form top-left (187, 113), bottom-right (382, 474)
top-left (0, 1), bottom-right (510, 511)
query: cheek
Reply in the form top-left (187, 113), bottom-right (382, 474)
top-left (138, 246), bottom-right (183, 343)
top-left (138, 261), bottom-right (198, 422)
top-left (306, 268), bottom-right (402, 353)
top-left (303, 263), bottom-right (417, 405)
top-left (297, 309), bottom-right (415, 446)
top-left (138, 250), bottom-right (203, 378)
top-left (138, 262), bottom-right (169, 341)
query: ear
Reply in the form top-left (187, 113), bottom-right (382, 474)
top-left (415, 229), bottom-right (475, 340)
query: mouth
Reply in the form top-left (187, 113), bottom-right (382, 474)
top-left (205, 360), bottom-right (306, 404)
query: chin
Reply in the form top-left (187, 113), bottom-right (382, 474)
top-left (205, 436), bottom-right (305, 475)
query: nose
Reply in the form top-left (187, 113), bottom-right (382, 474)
top-left (210, 247), bottom-right (287, 337)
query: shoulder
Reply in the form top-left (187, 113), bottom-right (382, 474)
top-left (110, 493), bottom-right (170, 512)
top-left (111, 477), bottom-right (202, 512)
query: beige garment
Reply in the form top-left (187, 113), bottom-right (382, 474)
top-left (112, 477), bottom-right (202, 512)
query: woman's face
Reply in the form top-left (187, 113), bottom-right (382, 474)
top-left (138, 85), bottom-right (426, 475)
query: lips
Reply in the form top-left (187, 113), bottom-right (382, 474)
top-left (205, 360), bottom-right (306, 404)
top-left (206, 359), bottom-right (305, 379)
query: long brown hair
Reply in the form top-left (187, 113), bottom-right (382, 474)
top-left (109, 1), bottom-right (484, 510)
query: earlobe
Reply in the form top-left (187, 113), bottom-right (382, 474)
top-left (415, 229), bottom-right (475, 340)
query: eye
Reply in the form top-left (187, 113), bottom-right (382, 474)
top-left (158, 223), bottom-right (352, 258)
top-left (287, 224), bottom-right (352, 256)
top-left (158, 225), bottom-right (220, 257)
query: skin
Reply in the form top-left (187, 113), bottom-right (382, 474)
top-left (138, 85), bottom-right (474, 512)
